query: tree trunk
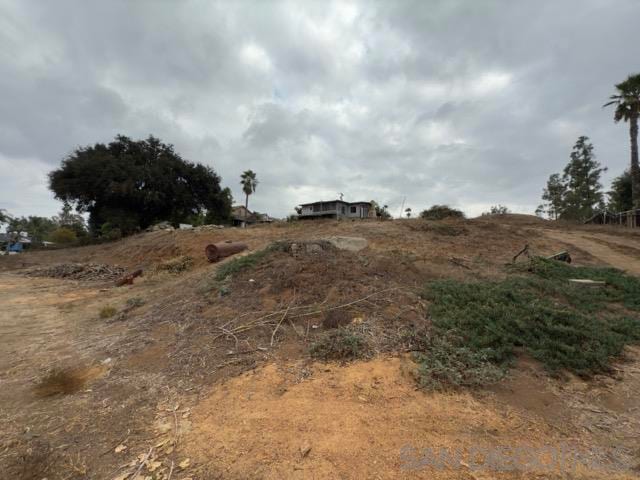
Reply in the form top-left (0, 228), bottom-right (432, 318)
top-left (244, 193), bottom-right (249, 228)
top-left (631, 113), bottom-right (640, 209)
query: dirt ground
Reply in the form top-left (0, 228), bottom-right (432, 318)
top-left (1, 216), bottom-right (639, 479)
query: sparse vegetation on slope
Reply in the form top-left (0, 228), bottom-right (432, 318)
top-left (214, 246), bottom-right (276, 282)
top-left (310, 328), bottom-right (369, 361)
top-left (413, 333), bottom-right (505, 390)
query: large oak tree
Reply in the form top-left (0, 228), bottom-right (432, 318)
top-left (49, 135), bottom-right (231, 234)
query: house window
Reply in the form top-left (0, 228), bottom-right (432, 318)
top-left (350, 206), bottom-right (357, 213)
top-left (341, 206), bottom-right (346, 214)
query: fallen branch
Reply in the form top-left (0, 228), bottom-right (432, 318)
top-left (132, 447), bottom-right (153, 480)
top-left (449, 256), bottom-right (471, 269)
top-left (271, 299), bottom-right (294, 346)
top-left (211, 287), bottom-right (403, 343)
top-left (512, 244), bottom-right (530, 264)
top-left (288, 287), bottom-right (401, 319)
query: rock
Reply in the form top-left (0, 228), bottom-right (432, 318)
top-left (194, 224), bottom-right (225, 232)
top-left (324, 236), bottom-right (368, 252)
top-left (305, 243), bottom-right (324, 254)
top-left (299, 443), bottom-right (311, 458)
top-left (147, 221), bottom-right (174, 232)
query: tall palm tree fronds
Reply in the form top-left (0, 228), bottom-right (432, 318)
top-left (240, 170), bottom-right (258, 217)
top-left (604, 74), bottom-right (640, 209)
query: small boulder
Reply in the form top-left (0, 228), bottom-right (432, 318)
top-left (324, 236), bottom-right (368, 252)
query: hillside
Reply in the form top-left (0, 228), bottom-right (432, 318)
top-left (1, 216), bottom-right (639, 479)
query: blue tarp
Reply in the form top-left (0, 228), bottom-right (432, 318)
top-left (8, 242), bottom-right (23, 252)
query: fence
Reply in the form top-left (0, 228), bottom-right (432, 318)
top-left (585, 209), bottom-right (640, 227)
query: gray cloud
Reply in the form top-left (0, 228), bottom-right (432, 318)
top-left (0, 0), bottom-right (638, 219)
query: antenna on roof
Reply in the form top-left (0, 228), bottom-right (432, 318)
top-left (339, 192), bottom-right (344, 201)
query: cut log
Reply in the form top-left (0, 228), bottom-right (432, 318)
top-left (547, 251), bottom-right (571, 263)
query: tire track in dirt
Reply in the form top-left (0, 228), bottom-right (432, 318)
top-left (543, 230), bottom-right (640, 275)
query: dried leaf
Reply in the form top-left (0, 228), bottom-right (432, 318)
top-left (156, 421), bottom-right (172, 434)
top-left (146, 460), bottom-right (162, 472)
top-left (178, 458), bottom-right (191, 469)
top-left (111, 473), bottom-right (130, 480)
top-left (115, 444), bottom-right (127, 453)
top-left (154, 438), bottom-right (169, 448)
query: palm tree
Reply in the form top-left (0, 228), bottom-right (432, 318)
top-left (605, 74), bottom-right (640, 209)
top-left (240, 170), bottom-right (258, 220)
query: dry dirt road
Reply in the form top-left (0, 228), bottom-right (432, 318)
top-left (543, 229), bottom-right (640, 275)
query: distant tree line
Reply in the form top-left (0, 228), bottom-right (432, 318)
top-left (3, 202), bottom-right (88, 245)
top-left (538, 73), bottom-right (640, 221)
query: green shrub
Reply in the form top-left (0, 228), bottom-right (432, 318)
top-left (48, 227), bottom-right (77, 244)
top-left (126, 297), bottom-right (145, 309)
top-left (413, 333), bottom-right (505, 390)
top-left (214, 249), bottom-right (270, 282)
top-left (213, 242), bottom-right (292, 282)
top-left (99, 306), bottom-right (117, 319)
top-left (422, 259), bottom-right (640, 378)
top-left (100, 223), bottom-right (122, 241)
top-left (310, 329), bottom-right (368, 361)
top-left (420, 205), bottom-right (465, 220)
top-left (482, 205), bottom-right (510, 216)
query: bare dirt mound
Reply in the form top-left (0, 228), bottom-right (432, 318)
top-left (2, 218), bottom-right (638, 478)
top-left (184, 357), bottom-right (635, 479)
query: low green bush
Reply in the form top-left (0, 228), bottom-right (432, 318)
top-left (413, 333), bottom-right (505, 390)
top-left (421, 258), bottom-right (640, 379)
top-left (419, 205), bottom-right (465, 220)
top-left (99, 306), bottom-right (117, 319)
top-left (310, 329), bottom-right (369, 361)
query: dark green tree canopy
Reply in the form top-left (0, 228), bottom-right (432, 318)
top-left (539, 136), bottom-right (606, 221)
top-left (605, 74), bottom-right (640, 123)
top-left (7, 216), bottom-right (57, 243)
top-left (49, 135), bottom-right (231, 234)
top-left (541, 173), bottom-right (566, 220)
top-left (561, 136), bottom-right (606, 220)
top-left (608, 170), bottom-right (633, 212)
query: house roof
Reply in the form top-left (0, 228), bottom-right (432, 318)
top-left (299, 200), bottom-right (371, 207)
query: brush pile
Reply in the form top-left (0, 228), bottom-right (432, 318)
top-left (25, 263), bottom-right (125, 281)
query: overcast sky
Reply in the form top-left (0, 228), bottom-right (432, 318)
top-left (1, 0), bottom-right (638, 219)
